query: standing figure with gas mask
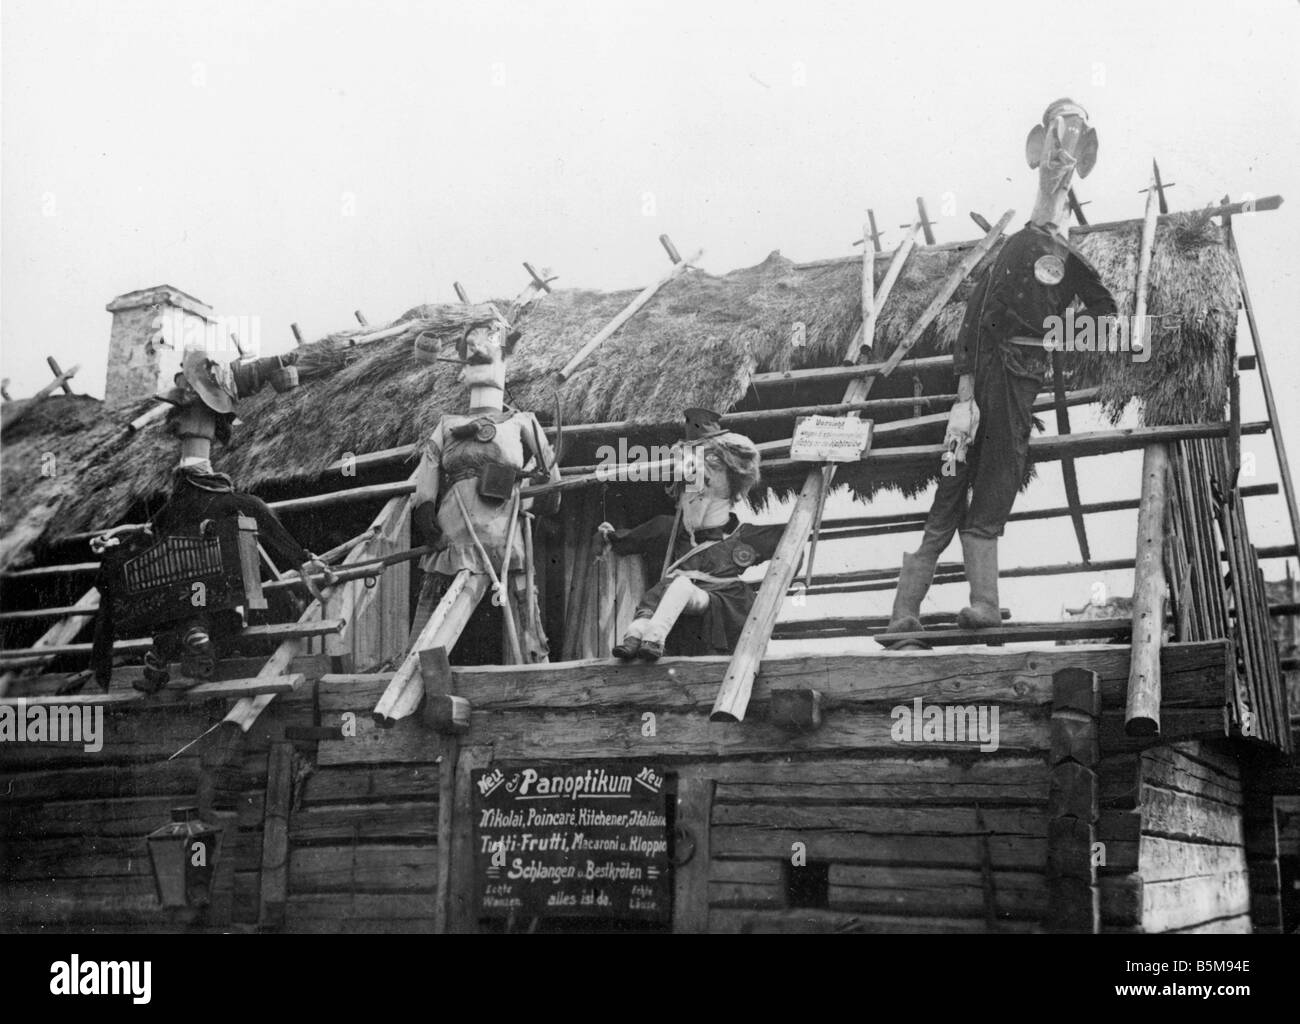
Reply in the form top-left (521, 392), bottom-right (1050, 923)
top-left (598, 409), bottom-right (784, 661)
top-left (880, 99), bottom-right (1118, 647)
top-left (407, 316), bottom-right (561, 665)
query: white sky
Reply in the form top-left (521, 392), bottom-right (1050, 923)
top-left (2, 0), bottom-right (1297, 633)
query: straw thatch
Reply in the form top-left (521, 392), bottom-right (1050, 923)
top-left (0, 213), bottom-right (1241, 570)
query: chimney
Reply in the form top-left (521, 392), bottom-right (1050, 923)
top-left (104, 285), bottom-right (215, 408)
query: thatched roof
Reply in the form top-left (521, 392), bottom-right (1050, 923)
top-left (0, 212), bottom-right (1240, 571)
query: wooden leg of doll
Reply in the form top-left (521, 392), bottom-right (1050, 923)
top-left (513, 572), bottom-right (548, 663)
top-left (638, 576), bottom-right (709, 661)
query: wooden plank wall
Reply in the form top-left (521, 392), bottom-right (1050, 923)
top-left (1098, 739), bottom-right (1252, 933)
top-left (0, 657), bottom-right (322, 933)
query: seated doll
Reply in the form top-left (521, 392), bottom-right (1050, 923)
top-left (598, 409), bottom-right (784, 661)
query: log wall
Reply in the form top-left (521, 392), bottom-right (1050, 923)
top-left (1097, 739), bottom-right (1253, 933)
top-left (0, 657), bottom-right (322, 933)
top-left (3, 641), bottom-right (1259, 935)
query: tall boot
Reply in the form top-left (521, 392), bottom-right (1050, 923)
top-left (880, 550), bottom-right (939, 649)
top-left (956, 532), bottom-right (1001, 630)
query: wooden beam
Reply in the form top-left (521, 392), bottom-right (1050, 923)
top-left (372, 569), bottom-right (491, 723)
top-left (558, 247), bottom-right (702, 381)
top-left (0, 620), bottom-right (345, 665)
top-left (0, 673), bottom-right (302, 707)
top-left (877, 619), bottom-right (1134, 647)
top-left (0, 587), bottom-right (98, 695)
top-left (1126, 444), bottom-right (1170, 736)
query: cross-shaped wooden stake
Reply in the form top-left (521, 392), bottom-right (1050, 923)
top-left (46, 357), bottom-right (75, 395)
top-left (903, 197), bottom-right (936, 244)
top-left (523, 262), bottom-right (557, 293)
top-left (1067, 188), bottom-right (1091, 226)
top-left (851, 209), bottom-right (886, 251)
top-left (1137, 159), bottom-right (1175, 215)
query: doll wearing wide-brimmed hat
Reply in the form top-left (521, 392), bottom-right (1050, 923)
top-left (598, 409), bottom-right (785, 661)
top-left (86, 346), bottom-right (323, 693)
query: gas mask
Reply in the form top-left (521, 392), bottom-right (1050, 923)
top-left (1025, 98), bottom-right (1098, 196)
top-left (458, 320), bottom-right (515, 393)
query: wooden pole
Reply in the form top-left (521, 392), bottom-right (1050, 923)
top-left (557, 248), bottom-right (701, 381)
top-left (841, 220), bottom-right (919, 366)
top-left (914, 196), bottom-right (936, 244)
top-left (878, 209), bottom-right (1014, 377)
top-left (1131, 165), bottom-right (1161, 357)
top-left (710, 470), bottom-right (826, 722)
top-left (1223, 218), bottom-right (1300, 565)
top-left (1126, 443), bottom-right (1170, 736)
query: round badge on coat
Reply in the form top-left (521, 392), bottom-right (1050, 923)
top-left (1033, 254), bottom-right (1066, 286)
top-left (475, 421), bottom-right (497, 443)
top-left (731, 543), bottom-right (757, 568)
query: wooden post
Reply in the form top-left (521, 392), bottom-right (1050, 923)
top-left (672, 772), bottom-right (714, 933)
top-left (867, 209), bottom-right (883, 252)
top-left (453, 282), bottom-right (471, 304)
top-left (258, 740), bottom-right (293, 930)
top-left (1066, 188), bottom-right (1089, 226)
top-left (1130, 165), bottom-right (1161, 359)
top-left (557, 248), bottom-right (701, 381)
top-left (290, 323), bottom-right (305, 346)
top-left (448, 745), bottom-right (494, 933)
top-left (1138, 160), bottom-right (1174, 215)
top-left (913, 196), bottom-right (936, 244)
top-left (1126, 443), bottom-right (1170, 736)
top-left (1046, 667), bottom-right (1100, 933)
top-left (354, 310), bottom-right (369, 326)
top-left (841, 219), bottom-right (918, 366)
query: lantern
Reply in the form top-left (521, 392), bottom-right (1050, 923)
top-left (146, 806), bottom-right (223, 908)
